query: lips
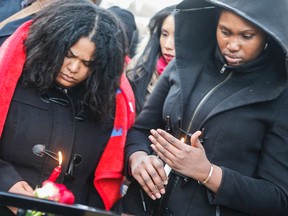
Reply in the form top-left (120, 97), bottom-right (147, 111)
top-left (224, 54), bottom-right (242, 65)
top-left (59, 73), bottom-right (76, 83)
top-left (164, 53), bottom-right (175, 62)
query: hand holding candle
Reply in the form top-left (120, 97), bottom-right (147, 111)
top-left (48, 151), bottom-right (62, 182)
top-left (21, 151), bottom-right (74, 215)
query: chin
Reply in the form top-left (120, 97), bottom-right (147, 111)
top-left (56, 81), bottom-right (73, 88)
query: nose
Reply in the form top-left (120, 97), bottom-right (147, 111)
top-left (164, 36), bottom-right (175, 51)
top-left (227, 37), bottom-right (240, 52)
top-left (67, 59), bottom-right (80, 73)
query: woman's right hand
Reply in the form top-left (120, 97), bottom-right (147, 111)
top-left (129, 151), bottom-right (168, 200)
top-left (7, 181), bottom-right (34, 215)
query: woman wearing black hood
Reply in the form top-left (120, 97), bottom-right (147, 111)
top-left (113, 0), bottom-right (288, 215)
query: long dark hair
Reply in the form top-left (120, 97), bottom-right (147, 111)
top-left (127, 5), bottom-right (176, 114)
top-left (22, 0), bottom-right (127, 121)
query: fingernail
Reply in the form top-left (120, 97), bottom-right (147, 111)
top-left (156, 193), bottom-right (161, 199)
top-left (151, 195), bottom-right (156, 200)
top-left (160, 188), bottom-right (165, 194)
top-left (163, 180), bottom-right (168, 185)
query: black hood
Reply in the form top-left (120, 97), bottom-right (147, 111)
top-left (175, 0), bottom-right (288, 76)
top-left (206, 0), bottom-right (288, 54)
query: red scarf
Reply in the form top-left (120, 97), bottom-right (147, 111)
top-left (0, 21), bottom-right (135, 210)
top-left (156, 55), bottom-right (168, 75)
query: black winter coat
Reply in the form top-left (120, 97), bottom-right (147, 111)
top-left (0, 80), bottom-right (113, 214)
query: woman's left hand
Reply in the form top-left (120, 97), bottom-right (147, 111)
top-left (8, 181), bottom-right (34, 215)
top-left (149, 129), bottom-right (211, 181)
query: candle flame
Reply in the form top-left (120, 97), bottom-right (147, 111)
top-left (180, 137), bottom-right (185, 143)
top-left (58, 151), bottom-right (62, 166)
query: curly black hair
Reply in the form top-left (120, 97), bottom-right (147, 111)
top-left (22, 0), bottom-right (127, 121)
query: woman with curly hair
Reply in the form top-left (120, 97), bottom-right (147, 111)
top-left (0, 0), bottom-right (135, 214)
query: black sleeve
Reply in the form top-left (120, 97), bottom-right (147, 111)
top-left (124, 61), bottom-right (176, 176)
top-left (0, 159), bottom-right (24, 191)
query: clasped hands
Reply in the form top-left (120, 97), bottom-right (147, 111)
top-left (129, 129), bottom-right (211, 200)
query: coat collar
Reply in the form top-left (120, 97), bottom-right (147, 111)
top-left (175, 42), bottom-right (286, 130)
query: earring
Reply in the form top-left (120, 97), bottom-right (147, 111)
top-left (264, 43), bottom-right (268, 50)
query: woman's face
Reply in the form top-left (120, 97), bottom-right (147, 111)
top-left (160, 15), bottom-right (175, 64)
top-left (56, 37), bottom-right (96, 88)
top-left (216, 10), bottom-right (266, 66)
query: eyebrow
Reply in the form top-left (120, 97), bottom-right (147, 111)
top-left (68, 49), bottom-right (94, 63)
top-left (161, 27), bottom-right (168, 32)
top-left (218, 25), bottom-right (257, 33)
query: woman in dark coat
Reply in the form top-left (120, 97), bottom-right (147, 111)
top-left (113, 0), bottom-right (288, 215)
top-left (0, 0), bottom-right (135, 215)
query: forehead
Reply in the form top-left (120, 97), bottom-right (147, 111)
top-left (70, 37), bottom-right (96, 61)
top-left (162, 15), bottom-right (175, 30)
top-left (218, 10), bottom-right (261, 32)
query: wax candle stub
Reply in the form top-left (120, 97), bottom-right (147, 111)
top-left (48, 151), bottom-right (62, 182)
top-left (48, 165), bottom-right (62, 182)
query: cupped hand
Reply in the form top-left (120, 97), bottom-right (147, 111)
top-left (129, 151), bottom-right (168, 200)
top-left (149, 129), bottom-right (211, 181)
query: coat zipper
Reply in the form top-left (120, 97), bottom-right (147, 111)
top-left (216, 206), bottom-right (221, 216)
top-left (186, 64), bottom-right (230, 133)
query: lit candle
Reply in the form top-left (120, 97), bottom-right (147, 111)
top-left (180, 137), bottom-right (185, 143)
top-left (48, 151), bottom-right (62, 182)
